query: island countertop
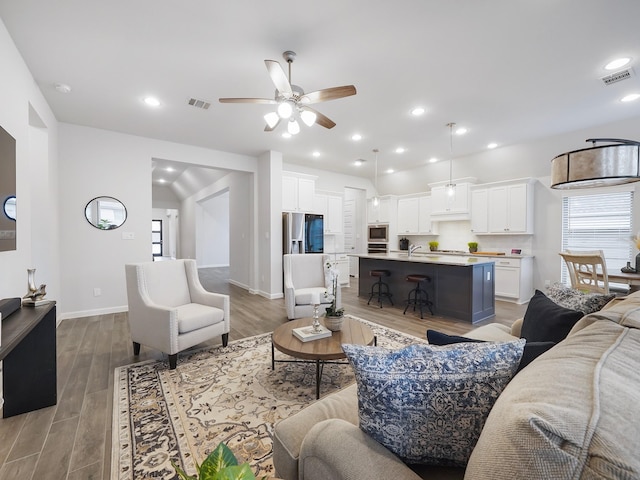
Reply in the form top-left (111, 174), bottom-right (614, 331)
top-left (354, 254), bottom-right (495, 323)
top-left (350, 252), bottom-right (495, 266)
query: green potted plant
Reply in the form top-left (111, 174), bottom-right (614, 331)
top-left (172, 442), bottom-right (266, 480)
top-left (468, 241), bottom-right (478, 253)
top-left (428, 241), bottom-right (439, 252)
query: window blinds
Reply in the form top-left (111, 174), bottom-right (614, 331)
top-left (561, 190), bottom-right (634, 285)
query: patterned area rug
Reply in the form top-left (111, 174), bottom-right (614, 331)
top-left (111, 315), bottom-right (424, 479)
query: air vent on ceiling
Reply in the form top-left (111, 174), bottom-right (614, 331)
top-left (601, 68), bottom-right (635, 86)
top-left (187, 97), bottom-right (211, 109)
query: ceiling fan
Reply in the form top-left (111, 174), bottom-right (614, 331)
top-left (219, 51), bottom-right (356, 135)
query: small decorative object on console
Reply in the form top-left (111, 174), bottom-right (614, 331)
top-left (22, 268), bottom-right (49, 306)
top-left (621, 261), bottom-right (636, 273)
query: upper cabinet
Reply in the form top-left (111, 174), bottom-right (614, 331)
top-left (429, 180), bottom-right (475, 220)
top-left (471, 179), bottom-right (535, 235)
top-left (282, 172), bottom-right (316, 212)
top-left (367, 195), bottom-right (397, 224)
top-left (314, 192), bottom-right (343, 234)
top-left (397, 195), bottom-right (438, 235)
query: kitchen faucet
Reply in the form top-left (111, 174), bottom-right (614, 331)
top-left (408, 244), bottom-right (422, 257)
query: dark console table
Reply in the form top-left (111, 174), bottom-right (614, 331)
top-left (1, 302), bottom-right (57, 417)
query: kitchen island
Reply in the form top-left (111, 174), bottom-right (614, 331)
top-left (353, 253), bottom-right (495, 323)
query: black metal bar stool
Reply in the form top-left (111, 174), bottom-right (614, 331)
top-left (367, 270), bottom-right (393, 308)
top-left (403, 274), bottom-right (434, 319)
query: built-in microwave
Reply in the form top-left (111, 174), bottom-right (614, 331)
top-left (368, 224), bottom-right (388, 242)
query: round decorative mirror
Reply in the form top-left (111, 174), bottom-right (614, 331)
top-left (85, 196), bottom-right (127, 230)
top-left (3, 195), bottom-right (16, 220)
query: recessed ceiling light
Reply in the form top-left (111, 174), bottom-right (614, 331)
top-left (395, 147), bottom-right (405, 154)
top-left (411, 107), bottom-right (425, 116)
top-left (144, 96), bottom-right (161, 107)
top-left (312, 151), bottom-right (321, 158)
top-left (487, 142), bottom-right (498, 149)
top-left (351, 133), bottom-right (362, 141)
top-left (158, 178), bottom-right (166, 183)
top-left (166, 167), bottom-right (174, 172)
top-left (54, 82), bottom-right (72, 93)
top-left (429, 157), bottom-right (438, 163)
top-left (605, 57), bottom-right (631, 70)
top-left (621, 93), bottom-right (640, 102)
top-left (455, 127), bottom-right (468, 135)
top-left (281, 132), bottom-right (292, 139)
top-left (354, 159), bottom-right (364, 166)
top-left (386, 169), bottom-right (394, 174)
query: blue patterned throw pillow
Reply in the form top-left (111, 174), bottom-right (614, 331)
top-left (342, 341), bottom-right (525, 467)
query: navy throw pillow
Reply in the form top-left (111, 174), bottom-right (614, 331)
top-left (520, 290), bottom-right (583, 343)
top-left (426, 329), bottom-right (555, 372)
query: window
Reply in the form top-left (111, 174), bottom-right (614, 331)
top-left (152, 219), bottom-right (163, 258)
top-left (561, 189), bottom-right (634, 287)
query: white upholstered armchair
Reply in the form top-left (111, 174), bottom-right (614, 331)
top-left (283, 253), bottom-right (342, 320)
top-left (125, 259), bottom-right (230, 369)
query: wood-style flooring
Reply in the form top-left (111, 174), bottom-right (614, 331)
top-left (0, 267), bottom-right (527, 480)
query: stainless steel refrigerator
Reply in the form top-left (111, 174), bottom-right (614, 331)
top-left (283, 212), bottom-right (324, 254)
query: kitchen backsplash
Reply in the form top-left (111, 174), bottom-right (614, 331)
top-left (396, 220), bottom-right (533, 255)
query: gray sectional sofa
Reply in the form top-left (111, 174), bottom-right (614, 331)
top-left (273, 292), bottom-right (640, 480)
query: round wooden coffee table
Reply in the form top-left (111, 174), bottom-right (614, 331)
top-left (271, 316), bottom-right (376, 399)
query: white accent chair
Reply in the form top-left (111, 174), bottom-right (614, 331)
top-left (283, 253), bottom-right (341, 320)
top-left (125, 259), bottom-right (230, 369)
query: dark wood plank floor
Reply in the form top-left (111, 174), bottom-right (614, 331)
top-left (0, 267), bottom-right (527, 479)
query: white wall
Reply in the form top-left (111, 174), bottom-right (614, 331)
top-left (196, 190), bottom-right (229, 268)
top-left (0, 19), bottom-right (60, 305)
top-left (58, 123), bottom-right (258, 319)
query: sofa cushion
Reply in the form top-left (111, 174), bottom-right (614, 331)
top-left (426, 330), bottom-right (555, 372)
top-left (342, 341), bottom-right (525, 467)
top-left (547, 282), bottom-right (616, 314)
top-left (465, 316), bottom-right (640, 479)
top-left (520, 290), bottom-right (583, 343)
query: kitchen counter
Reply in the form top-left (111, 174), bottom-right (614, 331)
top-left (388, 250), bottom-right (533, 259)
top-left (352, 253), bottom-right (495, 323)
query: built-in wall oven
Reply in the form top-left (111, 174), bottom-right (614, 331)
top-left (368, 224), bottom-right (388, 243)
top-left (367, 243), bottom-right (389, 254)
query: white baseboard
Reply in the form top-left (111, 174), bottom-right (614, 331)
top-left (58, 305), bottom-right (128, 322)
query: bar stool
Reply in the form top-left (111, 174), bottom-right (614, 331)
top-left (403, 274), bottom-right (434, 319)
top-left (368, 270), bottom-right (393, 308)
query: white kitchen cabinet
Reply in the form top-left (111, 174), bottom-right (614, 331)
top-left (470, 188), bottom-right (489, 234)
top-left (282, 172), bottom-right (316, 212)
top-left (470, 179), bottom-right (535, 235)
top-left (367, 196), bottom-right (396, 224)
top-left (333, 254), bottom-right (350, 286)
top-left (397, 195), bottom-right (437, 235)
top-left (493, 256), bottom-right (534, 304)
top-left (314, 193), bottom-right (343, 234)
top-left (397, 197), bottom-right (420, 234)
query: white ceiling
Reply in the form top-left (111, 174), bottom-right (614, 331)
top-left (2, 0), bottom-right (640, 186)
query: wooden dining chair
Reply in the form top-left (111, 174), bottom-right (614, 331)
top-left (559, 250), bottom-right (610, 294)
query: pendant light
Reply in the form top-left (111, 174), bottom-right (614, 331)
top-left (550, 138), bottom-right (640, 189)
top-left (445, 122), bottom-right (456, 198)
top-left (373, 148), bottom-right (380, 207)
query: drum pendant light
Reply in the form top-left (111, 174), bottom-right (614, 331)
top-left (550, 138), bottom-right (640, 189)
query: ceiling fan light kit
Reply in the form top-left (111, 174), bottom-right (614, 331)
top-left (219, 50), bottom-right (356, 135)
top-left (550, 138), bottom-right (640, 189)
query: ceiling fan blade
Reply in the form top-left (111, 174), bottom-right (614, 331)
top-left (264, 118), bottom-right (281, 132)
top-left (299, 85), bottom-right (356, 104)
top-left (265, 60), bottom-right (293, 97)
top-left (218, 97), bottom-right (277, 104)
top-left (302, 106), bottom-right (336, 129)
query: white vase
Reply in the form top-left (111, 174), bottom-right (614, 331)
top-left (324, 315), bottom-right (344, 332)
